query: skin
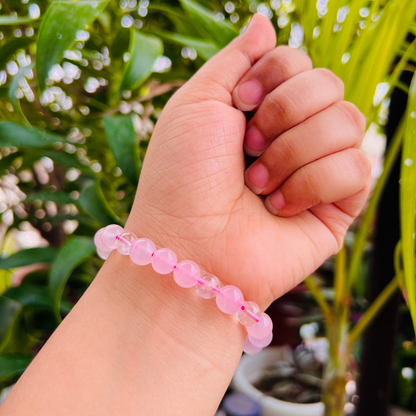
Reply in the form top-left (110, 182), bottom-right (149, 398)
top-left (1, 14), bottom-right (371, 416)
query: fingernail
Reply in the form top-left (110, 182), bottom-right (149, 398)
top-left (266, 190), bottom-right (285, 215)
top-left (244, 126), bottom-right (265, 157)
top-left (246, 163), bottom-right (268, 194)
top-left (233, 80), bottom-right (263, 112)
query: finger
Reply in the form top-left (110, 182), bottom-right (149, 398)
top-left (181, 14), bottom-right (276, 105)
top-left (264, 148), bottom-right (371, 217)
top-left (244, 102), bottom-right (366, 194)
top-left (244, 68), bottom-right (344, 156)
top-left (232, 46), bottom-right (313, 112)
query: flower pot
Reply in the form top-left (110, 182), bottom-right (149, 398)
top-left (231, 347), bottom-right (324, 416)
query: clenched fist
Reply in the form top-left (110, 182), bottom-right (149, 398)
top-left (128, 13), bottom-right (370, 310)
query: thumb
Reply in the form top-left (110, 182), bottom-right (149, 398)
top-left (182, 14), bottom-right (276, 105)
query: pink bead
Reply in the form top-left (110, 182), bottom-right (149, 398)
top-left (237, 301), bottom-right (261, 326)
top-left (130, 238), bottom-right (156, 266)
top-left (94, 228), bottom-right (108, 252)
top-left (151, 248), bottom-right (177, 274)
top-left (216, 285), bottom-right (244, 315)
top-left (246, 312), bottom-right (273, 339)
top-left (173, 260), bottom-right (200, 288)
top-left (97, 248), bottom-right (111, 260)
top-left (243, 337), bottom-right (262, 355)
top-left (249, 332), bottom-right (273, 348)
top-left (195, 274), bottom-right (220, 299)
top-left (100, 224), bottom-right (124, 251)
top-left (115, 232), bottom-right (137, 255)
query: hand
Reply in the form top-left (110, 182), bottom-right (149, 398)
top-left (128, 14), bottom-right (370, 310)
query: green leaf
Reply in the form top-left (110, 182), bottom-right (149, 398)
top-left (49, 237), bottom-right (95, 321)
top-left (120, 29), bottom-right (163, 94)
top-left (0, 298), bottom-right (21, 348)
top-left (36, 0), bottom-right (109, 91)
top-left (79, 180), bottom-right (123, 226)
top-left (3, 284), bottom-right (72, 313)
top-left (104, 115), bottom-right (138, 184)
top-left (0, 38), bottom-right (33, 70)
top-left (0, 354), bottom-right (32, 380)
top-left (0, 247), bottom-right (58, 270)
top-left (150, 27), bottom-right (219, 61)
top-left (25, 191), bottom-right (76, 205)
top-left (148, 4), bottom-right (200, 37)
top-left (0, 14), bottom-right (39, 25)
top-left (9, 63), bottom-right (34, 126)
top-left (0, 122), bottom-right (65, 148)
top-left (400, 72), bottom-right (416, 336)
top-left (179, 0), bottom-right (238, 48)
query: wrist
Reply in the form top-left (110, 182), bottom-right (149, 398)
top-left (97, 243), bottom-right (247, 361)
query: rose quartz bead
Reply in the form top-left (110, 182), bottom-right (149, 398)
top-left (151, 248), bottom-right (177, 274)
top-left (94, 228), bottom-right (109, 252)
top-left (216, 285), bottom-right (244, 315)
top-left (237, 301), bottom-right (261, 326)
top-left (246, 312), bottom-right (273, 339)
top-left (173, 260), bottom-right (200, 288)
top-left (97, 248), bottom-right (111, 260)
top-left (100, 224), bottom-right (124, 251)
top-left (195, 274), bottom-right (220, 299)
top-left (130, 238), bottom-right (156, 266)
top-left (243, 336), bottom-right (262, 355)
top-left (115, 231), bottom-right (137, 255)
top-left (249, 332), bottom-right (273, 348)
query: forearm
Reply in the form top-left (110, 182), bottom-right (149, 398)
top-left (1, 239), bottom-right (245, 416)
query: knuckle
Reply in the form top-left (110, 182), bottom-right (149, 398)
top-left (347, 149), bottom-right (372, 179)
top-left (314, 68), bottom-right (344, 97)
top-left (263, 91), bottom-right (296, 126)
top-left (268, 46), bottom-right (313, 79)
top-left (337, 101), bottom-right (367, 137)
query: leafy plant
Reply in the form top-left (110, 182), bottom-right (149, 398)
top-left (0, 0), bottom-right (415, 415)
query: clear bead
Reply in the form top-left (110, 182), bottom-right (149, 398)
top-left (246, 312), bottom-right (273, 339)
top-left (216, 285), bottom-right (244, 314)
top-left (243, 336), bottom-right (262, 355)
top-left (195, 274), bottom-right (220, 299)
top-left (237, 301), bottom-right (261, 326)
top-left (101, 224), bottom-right (124, 251)
top-left (130, 238), bottom-right (156, 266)
top-left (115, 231), bottom-right (137, 255)
top-left (151, 248), bottom-right (177, 274)
top-left (249, 332), bottom-right (273, 348)
top-left (173, 260), bottom-right (200, 288)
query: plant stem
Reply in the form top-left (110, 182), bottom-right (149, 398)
top-left (304, 276), bottom-right (333, 324)
top-left (349, 277), bottom-right (399, 347)
top-left (322, 303), bottom-right (350, 416)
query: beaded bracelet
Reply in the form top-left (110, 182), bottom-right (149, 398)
top-left (94, 224), bottom-right (273, 355)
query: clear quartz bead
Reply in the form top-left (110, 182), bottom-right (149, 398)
top-left (195, 274), bottom-right (220, 299)
top-left (115, 232), bottom-right (137, 255)
top-left (237, 301), bottom-right (261, 326)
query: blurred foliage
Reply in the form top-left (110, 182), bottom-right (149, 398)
top-left (0, 0), bottom-right (416, 412)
